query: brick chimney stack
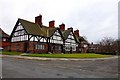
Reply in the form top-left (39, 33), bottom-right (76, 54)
top-left (67, 27), bottom-right (73, 32)
top-left (35, 14), bottom-right (42, 25)
top-left (59, 23), bottom-right (65, 31)
top-left (49, 20), bottom-right (55, 28)
top-left (74, 30), bottom-right (79, 37)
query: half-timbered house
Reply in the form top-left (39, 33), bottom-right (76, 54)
top-left (0, 28), bottom-right (11, 50)
top-left (74, 30), bottom-right (89, 53)
top-left (10, 15), bottom-right (84, 53)
top-left (10, 15), bottom-right (64, 53)
top-left (59, 24), bottom-right (78, 53)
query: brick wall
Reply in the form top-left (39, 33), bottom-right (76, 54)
top-left (11, 41), bottom-right (64, 53)
top-left (28, 41), bottom-right (48, 53)
top-left (11, 41), bottom-right (49, 53)
top-left (49, 44), bottom-right (62, 53)
top-left (11, 42), bottom-right (25, 52)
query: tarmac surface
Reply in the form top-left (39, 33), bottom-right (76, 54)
top-left (1, 55), bottom-right (118, 78)
top-left (1, 55), bottom-right (118, 61)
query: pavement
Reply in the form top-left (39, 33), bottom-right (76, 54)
top-left (1, 54), bottom-right (118, 61)
top-left (2, 56), bottom-right (118, 78)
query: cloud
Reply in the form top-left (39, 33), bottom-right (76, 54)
top-left (64, 0), bottom-right (118, 42)
top-left (0, 0), bottom-right (119, 43)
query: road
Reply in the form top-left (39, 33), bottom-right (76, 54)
top-left (2, 57), bottom-right (118, 78)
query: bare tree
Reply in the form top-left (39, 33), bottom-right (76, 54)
top-left (96, 37), bottom-right (118, 54)
top-left (114, 39), bottom-right (120, 53)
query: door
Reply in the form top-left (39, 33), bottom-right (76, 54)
top-left (24, 42), bottom-right (28, 53)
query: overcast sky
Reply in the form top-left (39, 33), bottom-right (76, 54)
top-left (0, 0), bottom-right (119, 43)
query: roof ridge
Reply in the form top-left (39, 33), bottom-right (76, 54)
top-left (18, 18), bottom-right (35, 24)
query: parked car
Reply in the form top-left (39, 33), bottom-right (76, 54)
top-left (0, 47), bottom-right (3, 51)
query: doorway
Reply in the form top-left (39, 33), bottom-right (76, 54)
top-left (24, 42), bottom-right (28, 53)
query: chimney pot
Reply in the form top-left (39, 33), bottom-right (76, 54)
top-left (59, 23), bottom-right (65, 31)
top-left (49, 20), bottom-right (55, 28)
top-left (67, 27), bottom-right (73, 32)
top-left (74, 30), bottom-right (79, 37)
top-left (35, 14), bottom-right (42, 25)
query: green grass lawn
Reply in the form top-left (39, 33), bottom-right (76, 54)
top-left (1, 51), bottom-right (23, 55)
top-left (22, 53), bottom-right (111, 58)
top-left (1, 51), bottom-right (112, 58)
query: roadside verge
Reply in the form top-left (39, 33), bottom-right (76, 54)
top-left (1, 55), bottom-right (118, 61)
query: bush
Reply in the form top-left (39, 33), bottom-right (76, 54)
top-left (95, 52), bottom-right (117, 55)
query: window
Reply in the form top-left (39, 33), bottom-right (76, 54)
top-left (15, 23), bottom-right (24, 31)
top-left (72, 45), bottom-right (76, 51)
top-left (65, 44), bottom-right (70, 51)
top-left (19, 30), bottom-right (25, 35)
top-left (14, 32), bottom-right (19, 36)
top-left (36, 44), bottom-right (45, 50)
top-left (14, 30), bottom-right (26, 37)
top-left (11, 35), bottom-right (28, 42)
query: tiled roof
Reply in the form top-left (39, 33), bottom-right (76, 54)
top-left (62, 29), bottom-right (71, 40)
top-left (19, 19), bottom-right (46, 37)
top-left (16, 18), bottom-right (87, 44)
top-left (77, 36), bottom-right (89, 44)
top-left (0, 28), bottom-right (9, 38)
top-left (19, 19), bottom-right (58, 37)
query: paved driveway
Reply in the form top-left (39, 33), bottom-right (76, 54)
top-left (2, 57), bottom-right (118, 78)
